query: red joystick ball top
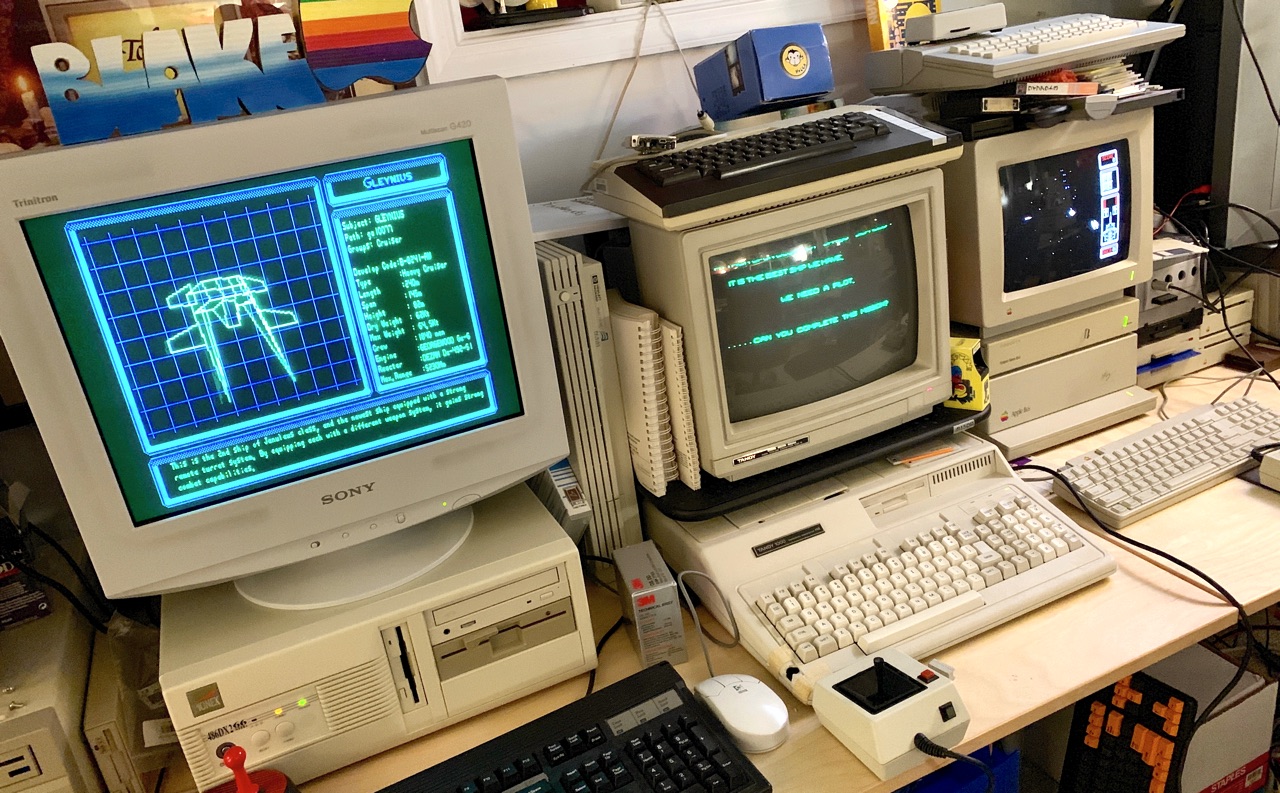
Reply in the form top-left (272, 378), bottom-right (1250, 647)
top-left (220, 745), bottom-right (260, 793)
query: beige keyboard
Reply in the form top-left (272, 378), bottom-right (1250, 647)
top-left (1055, 397), bottom-right (1280, 529)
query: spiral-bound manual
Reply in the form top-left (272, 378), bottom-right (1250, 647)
top-left (660, 319), bottom-right (701, 491)
top-left (607, 291), bottom-right (678, 497)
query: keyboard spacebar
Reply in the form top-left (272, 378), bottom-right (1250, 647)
top-left (856, 592), bottom-right (984, 654)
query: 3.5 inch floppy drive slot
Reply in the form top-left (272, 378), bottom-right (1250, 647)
top-left (433, 597), bottom-right (578, 680)
top-left (427, 565), bottom-right (578, 680)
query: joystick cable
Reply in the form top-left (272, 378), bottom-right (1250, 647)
top-left (912, 734), bottom-right (995, 793)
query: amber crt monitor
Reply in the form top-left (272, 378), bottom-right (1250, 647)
top-left (0, 76), bottom-right (567, 601)
top-left (627, 168), bottom-right (951, 482)
top-left (941, 109), bottom-right (1154, 332)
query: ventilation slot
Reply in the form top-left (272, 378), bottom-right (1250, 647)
top-left (708, 168), bottom-right (922, 226)
top-left (930, 453), bottom-right (996, 487)
top-left (318, 659), bottom-right (398, 733)
top-left (178, 726), bottom-right (220, 790)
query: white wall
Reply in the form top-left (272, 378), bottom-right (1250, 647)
top-left (501, 0), bottom-right (1164, 203)
top-left (504, 20), bottom-right (871, 203)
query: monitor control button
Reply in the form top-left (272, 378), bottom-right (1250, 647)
top-left (396, 513), bottom-right (407, 524)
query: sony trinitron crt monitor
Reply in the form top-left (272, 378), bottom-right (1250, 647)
top-left (627, 168), bottom-right (951, 482)
top-left (0, 76), bottom-right (567, 604)
top-left (941, 109), bottom-right (1154, 332)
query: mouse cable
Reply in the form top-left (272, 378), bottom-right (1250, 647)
top-left (675, 569), bottom-right (741, 679)
top-left (911, 734), bottom-right (995, 793)
top-left (584, 615), bottom-right (626, 697)
top-left (1013, 463), bottom-right (1263, 731)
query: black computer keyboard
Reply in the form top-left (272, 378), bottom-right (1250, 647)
top-left (1058, 672), bottom-right (1196, 793)
top-left (606, 108), bottom-right (960, 220)
top-left (376, 662), bottom-right (772, 793)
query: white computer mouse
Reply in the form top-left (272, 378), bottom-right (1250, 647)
top-left (694, 673), bottom-right (790, 754)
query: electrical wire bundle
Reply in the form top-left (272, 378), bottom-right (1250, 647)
top-left (0, 480), bottom-right (113, 632)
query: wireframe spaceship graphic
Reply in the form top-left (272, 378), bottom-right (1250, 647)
top-left (165, 274), bottom-right (299, 403)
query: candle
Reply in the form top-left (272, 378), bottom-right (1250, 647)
top-left (16, 77), bottom-right (40, 122)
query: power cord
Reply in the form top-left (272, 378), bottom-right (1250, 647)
top-left (587, 0), bottom-right (705, 173)
top-left (579, 552), bottom-right (623, 697)
top-left (1014, 463), bottom-right (1264, 732)
top-left (1226, 0), bottom-right (1280, 129)
top-left (22, 520), bottom-right (112, 614)
top-left (584, 616), bottom-right (626, 697)
top-left (1153, 203), bottom-right (1280, 394)
top-left (2, 553), bottom-right (109, 633)
top-left (0, 507), bottom-right (111, 632)
top-left (912, 734), bottom-right (995, 793)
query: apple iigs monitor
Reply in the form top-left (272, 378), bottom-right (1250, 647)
top-left (940, 109), bottom-right (1154, 331)
top-left (627, 168), bottom-right (951, 482)
top-left (0, 76), bottom-right (567, 602)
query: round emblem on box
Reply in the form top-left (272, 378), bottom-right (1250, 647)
top-left (781, 44), bottom-right (810, 78)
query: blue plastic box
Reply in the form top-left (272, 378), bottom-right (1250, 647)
top-left (694, 24), bottom-right (834, 122)
top-left (896, 745), bottom-right (1020, 793)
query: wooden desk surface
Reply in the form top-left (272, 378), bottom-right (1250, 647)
top-left (301, 368), bottom-right (1280, 793)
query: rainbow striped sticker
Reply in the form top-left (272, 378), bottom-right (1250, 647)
top-left (299, 0), bottom-right (431, 91)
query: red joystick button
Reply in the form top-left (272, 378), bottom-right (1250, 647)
top-left (917, 669), bottom-right (938, 684)
top-left (220, 745), bottom-right (261, 793)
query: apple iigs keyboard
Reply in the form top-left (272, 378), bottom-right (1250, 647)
top-left (645, 435), bottom-right (1116, 704)
top-left (865, 13), bottom-right (1185, 94)
top-left (591, 106), bottom-right (961, 230)
top-left (1056, 397), bottom-right (1280, 529)
top-left (374, 662), bottom-right (771, 793)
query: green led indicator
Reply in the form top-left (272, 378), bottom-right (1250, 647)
top-left (297, 698), bottom-right (309, 708)
top-left (1122, 315), bottom-right (1130, 327)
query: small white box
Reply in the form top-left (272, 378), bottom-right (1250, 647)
top-left (1146, 644), bottom-right (1275, 793)
top-left (613, 541), bottom-right (687, 668)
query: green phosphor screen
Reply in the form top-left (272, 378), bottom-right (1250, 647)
top-left (20, 139), bottom-right (522, 524)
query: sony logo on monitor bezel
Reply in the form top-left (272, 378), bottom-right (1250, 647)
top-left (320, 482), bottom-right (376, 505)
top-left (12, 195), bottom-right (58, 208)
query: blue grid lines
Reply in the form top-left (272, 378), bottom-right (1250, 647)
top-left (65, 180), bottom-right (372, 452)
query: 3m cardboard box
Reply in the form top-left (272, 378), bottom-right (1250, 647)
top-left (1022, 642), bottom-right (1275, 793)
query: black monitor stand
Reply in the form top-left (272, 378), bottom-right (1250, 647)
top-left (645, 404), bottom-right (990, 522)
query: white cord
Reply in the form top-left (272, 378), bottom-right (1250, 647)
top-left (590, 0), bottom-right (656, 168)
top-left (675, 569), bottom-right (740, 679)
top-left (1210, 368), bottom-right (1263, 404)
top-left (651, 0), bottom-right (701, 100)
top-left (586, 0), bottom-right (707, 183)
